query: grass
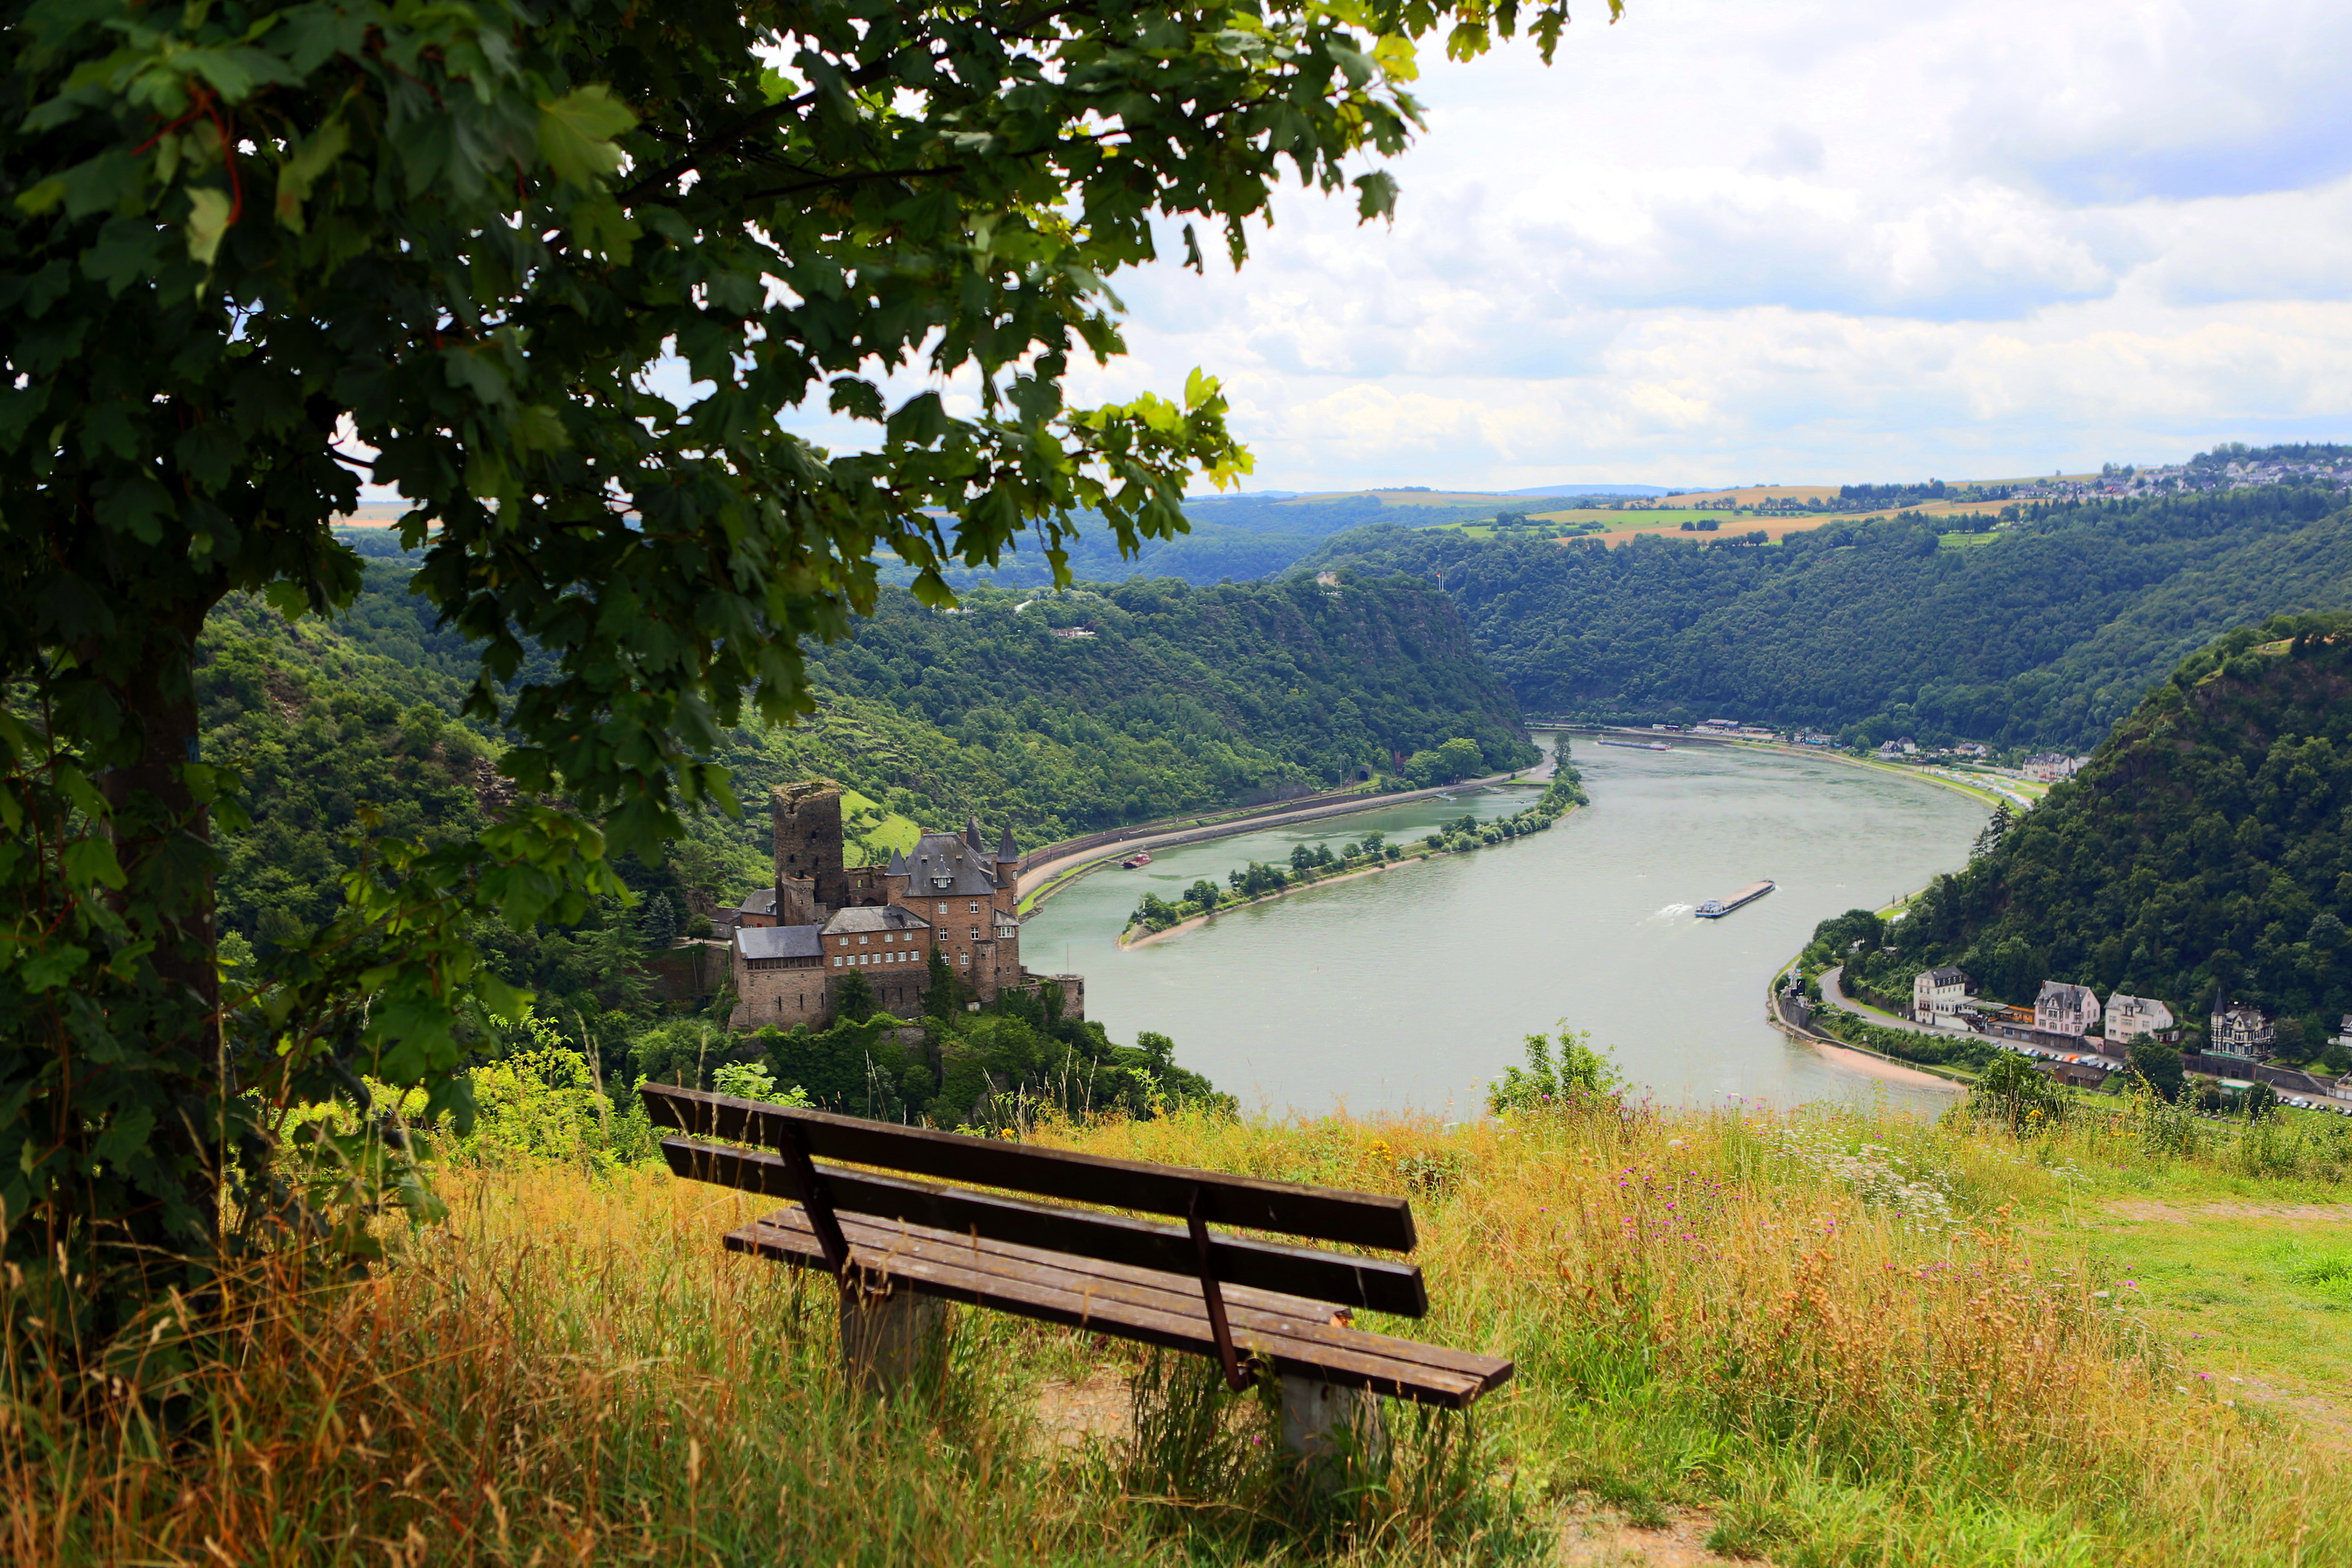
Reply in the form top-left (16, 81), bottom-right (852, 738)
top-left (7, 1093), bottom-right (2351, 1564)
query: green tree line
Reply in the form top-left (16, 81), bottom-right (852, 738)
top-left (1303, 486), bottom-right (2352, 750)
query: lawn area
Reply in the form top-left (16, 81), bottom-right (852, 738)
top-left (2061, 1211), bottom-right (2352, 1409)
top-left (11, 1059), bottom-right (2352, 1566)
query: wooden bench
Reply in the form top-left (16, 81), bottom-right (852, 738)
top-left (640, 1083), bottom-right (1511, 1442)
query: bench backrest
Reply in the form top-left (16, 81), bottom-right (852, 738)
top-left (640, 1082), bottom-right (1428, 1320)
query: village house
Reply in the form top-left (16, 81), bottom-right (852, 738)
top-left (2034, 980), bottom-right (2102, 1037)
top-left (2209, 1004), bottom-right (2274, 1060)
top-left (1911, 966), bottom-right (1977, 1021)
top-left (727, 780), bottom-right (1082, 1032)
top-left (2103, 993), bottom-right (2176, 1043)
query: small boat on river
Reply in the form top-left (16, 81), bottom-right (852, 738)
top-left (1120, 850), bottom-right (1153, 869)
top-left (1695, 879), bottom-right (1774, 918)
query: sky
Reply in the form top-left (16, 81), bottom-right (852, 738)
top-left (1010, 0), bottom-right (2352, 492)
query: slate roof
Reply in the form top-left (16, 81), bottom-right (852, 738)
top-left (738, 924), bottom-right (823, 960)
top-left (738, 886), bottom-right (778, 916)
top-left (901, 830), bottom-right (1005, 897)
top-left (2037, 980), bottom-right (2099, 1010)
top-left (996, 825), bottom-right (1020, 864)
top-left (821, 905), bottom-right (933, 936)
top-left (1921, 967), bottom-right (1971, 987)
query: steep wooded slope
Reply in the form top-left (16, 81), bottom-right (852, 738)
top-left (1853, 613), bottom-right (2352, 1065)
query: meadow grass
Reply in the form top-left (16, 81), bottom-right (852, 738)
top-left (4, 1093), bottom-right (2348, 1565)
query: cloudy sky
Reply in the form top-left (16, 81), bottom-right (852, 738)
top-left (1034, 0), bottom-right (2352, 491)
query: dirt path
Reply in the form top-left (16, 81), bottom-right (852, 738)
top-left (2103, 1201), bottom-right (2352, 1222)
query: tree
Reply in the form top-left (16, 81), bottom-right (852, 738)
top-left (3, 0), bottom-right (1602, 1334)
top-left (1967, 1050), bottom-right (2066, 1135)
top-left (638, 892), bottom-right (679, 950)
top-left (921, 952), bottom-right (960, 1021)
top-left (2127, 1038), bottom-right (2185, 1103)
top-left (834, 971), bottom-right (877, 1026)
top-left (1185, 879), bottom-right (1222, 910)
top-left (1289, 843), bottom-right (1318, 873)
top-left (1972, 802), bottom-right (2016, 860)
top-left (1433, 737), bottom-right (1488, 783)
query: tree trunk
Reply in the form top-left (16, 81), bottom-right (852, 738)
top-left (95, 595), bottom-right (224, 1254)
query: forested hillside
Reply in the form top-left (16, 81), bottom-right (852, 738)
top-left (1842, 613), bottom-right (2352, 1069)
top-left (912, 491), bottom-right (1511, 588)
top-left (1303, 486), bottom-right (2352, 749)
top-left (203, 544), bottom-right (1533, 971)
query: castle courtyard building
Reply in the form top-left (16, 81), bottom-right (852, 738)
top-left (729, 780), bottom-right (1079, 1031)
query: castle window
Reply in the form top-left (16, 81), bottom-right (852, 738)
top-left (968, 901), bottom-right (979, 914)
top-left (936, 902), bottom-right (948, 915)
top-left (969, 927), bottom-right (979, 940)
top-left (959, 952), bottom-right (969, 965)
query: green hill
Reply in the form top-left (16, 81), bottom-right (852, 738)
top-left (1839, 613), bottom-right (2352, 1068)
top-left (1303, 486), bottom-right (2352, 750)
top-left (201, 551), bottom-right (1535, 962)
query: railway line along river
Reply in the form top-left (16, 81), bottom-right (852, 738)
top-left (1020, 736), bottom-right (1991, 1118)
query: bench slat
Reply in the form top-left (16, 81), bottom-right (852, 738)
top-left (728, 1206), bottom-right (1512, 1409)
top-left (662, 1137), bottom-right (1429, 1318)
top-left (640, 1085), bottom-right (1415, 1251)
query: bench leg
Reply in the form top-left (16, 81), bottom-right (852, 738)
top-left (838, 1281), bottom-right (947, 1400)
top-left (1276, 1375), bottom-right (1389, 1495)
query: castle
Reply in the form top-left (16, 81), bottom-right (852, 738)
top-left (727, 780), bottom-right (1083, 1030)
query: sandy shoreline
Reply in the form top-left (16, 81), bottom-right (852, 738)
top-left (1803, 1039), bottom-right (1964, 1093)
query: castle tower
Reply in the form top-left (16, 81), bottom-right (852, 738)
top-left (773, 780), bottom-right (848, 914)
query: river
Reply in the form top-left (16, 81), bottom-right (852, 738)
top-left (1020, 737), bottom-right (1991, 1118)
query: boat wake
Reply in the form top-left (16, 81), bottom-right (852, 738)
top-left (1651, 902), bottom-right (1695, 920)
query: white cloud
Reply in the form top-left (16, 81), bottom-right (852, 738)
top-left (1079, 0), bottom-right (2352, 488)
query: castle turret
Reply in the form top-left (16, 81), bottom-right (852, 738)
top-left (884, 846), bottom-right (911, 902)
top-left (774, 780), bottom-right (848, 913)
top-left (964, 814), bottom-right (985, 854)
top-left (995, 825), bottom-right (1019, 865)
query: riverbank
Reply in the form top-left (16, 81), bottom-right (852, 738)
top-left (1018, 757), bottom-right (1558, 914)
top-left (1121, 860), bottom-right (1398, 949)
top-left (1116, 808), bottom-right (1585, 949)
top-left (1569, 724), bottom-right (2037, 811)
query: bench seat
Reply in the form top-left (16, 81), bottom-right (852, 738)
top-left (729, 1202), bottom-right (1512, 1408)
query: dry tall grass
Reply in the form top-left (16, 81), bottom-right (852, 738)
top-left (4, 1096), bottom-right (2344, 1565)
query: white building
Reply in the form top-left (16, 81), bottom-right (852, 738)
top-left (1912, 966), bottom-right (1977, 1020)
top-left (2103, 994), bottom-right (2175, 1043)
top-left (2035, 980), bottom-right (2102, 1038)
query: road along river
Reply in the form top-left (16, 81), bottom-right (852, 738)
top-left (1020, 736), bottom-right (1990, 1118)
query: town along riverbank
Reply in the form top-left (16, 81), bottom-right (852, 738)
top-left (1021, 739), bottom-right (1989, 1117)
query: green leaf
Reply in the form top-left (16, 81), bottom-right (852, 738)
top-left (566, 196), bottom-right (638, 261)
top-left (536, 85), bottom-right (636, 187)
top-left (18, 944), bottom-right (91, 992)
top-left (61, 838), bottom-right (126, 891)
top-left (185, 187), bottom-right (232, 266)
top-left (274, 116), bottom-right (349, 234)
top-left (15, 179), bottom-right (67, 216)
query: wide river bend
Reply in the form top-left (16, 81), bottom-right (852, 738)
top-left (1021, 737), bottom-right (1991, 1119)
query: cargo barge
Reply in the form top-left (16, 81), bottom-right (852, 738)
top-left (1695, 879), bottom-right (1774, 918)
top-left (1598, 739), bottom-right (1671, 751)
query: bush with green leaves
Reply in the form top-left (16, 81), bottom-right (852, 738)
top-left (1487, 1024), bottom-right (1624, 1115)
